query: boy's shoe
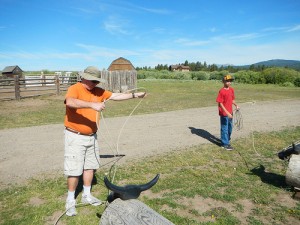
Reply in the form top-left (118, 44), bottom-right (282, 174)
top-left (81, 194), bottom-right (102, 206)
top-left (65, 199), bottom-right (77, 216)
top-left (223, 145), bottom-right (234, 151)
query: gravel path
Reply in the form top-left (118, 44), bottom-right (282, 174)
top-left (0, 99), bottom-right (299, 188)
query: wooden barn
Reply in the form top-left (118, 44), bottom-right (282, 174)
top-left (169, 65), bottom-right (190, 72)
top-left (2, 65), bottom-right (23, 78)
top-left (108, 57), bottom-right (135, 71)
top-left (101, 57), bottom-right (137, 92)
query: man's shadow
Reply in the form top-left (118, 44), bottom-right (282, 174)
top-left (100, 154), bottom-right (125, 158)
top-left (249, 165), bottom-right (289, 189)
top-left (188, 127), bottom-right (222, 146)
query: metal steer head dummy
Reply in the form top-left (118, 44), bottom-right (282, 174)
top-left (104, 174), bottom-right (160, 203)
top-left (277, 142), bottom-right (300, 160)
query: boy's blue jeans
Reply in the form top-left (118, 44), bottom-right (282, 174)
top-left (220, 116), bottom-right (233, 146)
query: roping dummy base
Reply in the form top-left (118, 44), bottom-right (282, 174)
top-left (100, 198), bottom-right (174, 225)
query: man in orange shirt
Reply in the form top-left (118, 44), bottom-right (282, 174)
top-left (64, 66), bottom-right (146, 216)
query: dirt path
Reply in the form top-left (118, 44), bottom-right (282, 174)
top-left (0, 99), bottom-right (299, 188)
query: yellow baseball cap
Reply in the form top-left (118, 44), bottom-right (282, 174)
top-left (223, 74), bottom-right (234, 81)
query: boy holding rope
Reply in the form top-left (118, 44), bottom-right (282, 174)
top-left (216, 74), bottom-right (239, 151)
top-left (64, 66), bottom-right (146, 216)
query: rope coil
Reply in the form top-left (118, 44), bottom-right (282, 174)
top-left (233, 109), bottom-right (243, 131)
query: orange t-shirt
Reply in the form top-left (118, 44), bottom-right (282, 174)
top-left (64, 82), bottom-right (112, 134)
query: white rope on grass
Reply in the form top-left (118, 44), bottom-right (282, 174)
top-left (54, 201), bottom-right (106, 225)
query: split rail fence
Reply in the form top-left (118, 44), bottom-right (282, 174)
top-left (0, 70), bottom-right (137, 101)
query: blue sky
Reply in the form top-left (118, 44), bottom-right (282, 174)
top-left (1, 0), bottom-right (300, 71)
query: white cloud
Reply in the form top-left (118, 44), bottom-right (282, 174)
top-left (286, 24), bottom-right (300, 32)
top-left (229, 33), bottom-right (261, 41)
top-left (174, 38), bottom-right (211, 46)
top-left (137, 6), bottom-right (172, 15)
top-left (262, 26), bottom-right (288, 32)
top-left (73, 7), bottom-right (98, 14)
top-left (209, 27), bottom-right (217, 33)
top-left (103, 16), bottom-right (131, 35)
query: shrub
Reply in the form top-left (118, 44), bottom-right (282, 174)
top-left (209, 71), bottom-right (229, 80)
top-left (190, 71), bottom-right (209, 80)
top-left (280, 82), bottom-right (294, 87)
top-left (234, 70), bottom-right (263, 84)
top-left (262, 68), bottom-right (299, 84)
top-left (294, 77), bottom-right (300, 87)
top-left (173, 71), bottom-right (192, 80)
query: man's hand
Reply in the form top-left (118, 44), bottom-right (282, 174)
top-left (91, 102), bottom-right (106, 111)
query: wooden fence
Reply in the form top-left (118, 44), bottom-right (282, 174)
top-left (0, 70), bottom-right (137, 101)
top-left (100, 70), bottom-right (137, 92)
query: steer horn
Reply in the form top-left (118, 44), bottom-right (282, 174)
top-left (277, 142), bottom-right (300, 160)
top-left (104, 174), bottom-right (160, 202)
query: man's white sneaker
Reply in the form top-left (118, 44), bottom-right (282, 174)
top-left (81, 194), bottom-right (102, 206)
top-left (65, 199), bottom-right (77, 216)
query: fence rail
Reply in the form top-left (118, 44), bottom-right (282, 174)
top-left (0, 70), bottom-right (137, 101)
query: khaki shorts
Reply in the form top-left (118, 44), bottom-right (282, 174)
top-left (64, 129), bottom-right (100, 176)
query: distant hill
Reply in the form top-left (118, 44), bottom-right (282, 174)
top-left (238, 59), bottom-right (300, 70)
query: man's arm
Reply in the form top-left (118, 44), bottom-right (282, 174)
top-left (65, 97), bottom-right (106, 111)
top-left (109, 92), bottom-right (146, 101)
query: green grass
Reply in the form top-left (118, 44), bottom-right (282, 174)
top-left (0, 80), bottom-right (300, 129)
top-left (0, 127), bottom-right (299, 225)
top-left (0, 80), bottom-right (299, 224)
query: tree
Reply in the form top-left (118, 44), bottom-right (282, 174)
top-left (209, 64), bottom-right (218, 72)
top-left (195, 61), bottom-right (202, 71)
top-left (203, 61), bottom-right (207, 71)
top-left (189, 62), bottom-right (196, 71)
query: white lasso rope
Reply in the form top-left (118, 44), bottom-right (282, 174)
top-left (96, 87), bottom-right (146, 184)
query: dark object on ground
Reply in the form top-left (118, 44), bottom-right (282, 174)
top-left (278, 141), bottom-right (300, 160)
top-left (104, 174), bottom-right (160, 203)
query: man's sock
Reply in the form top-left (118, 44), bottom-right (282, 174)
top-left (67, 190), bottom-right (75, 201)
top-left (83, 185), bottom-right (91, 196)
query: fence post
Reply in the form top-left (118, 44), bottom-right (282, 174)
top-left (42, 75), bottom-right (45, 86)
top-left (14, 75), bottom-right (21, 100)
top-left (55, 75), bottom-right (60, 95)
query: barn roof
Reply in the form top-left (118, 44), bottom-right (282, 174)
top-left (2, 65), bottom-right (23, 73)
top-left (108, 57), bottom-right (135, 71)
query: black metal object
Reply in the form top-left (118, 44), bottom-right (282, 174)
top-left (104, 174), bottom-right (160, 202)
top-left (277, 142), bottom-right (300, 160)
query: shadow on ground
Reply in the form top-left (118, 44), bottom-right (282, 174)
top-left (249, 164), bottom-right (289, 189)
top-left (189, 127), bottom-right (221, 146)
